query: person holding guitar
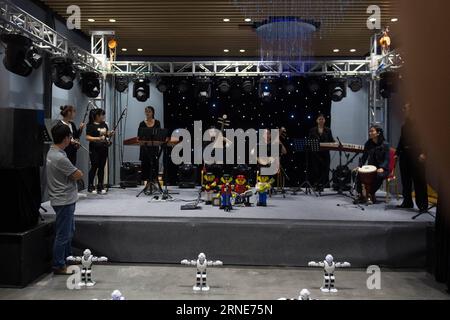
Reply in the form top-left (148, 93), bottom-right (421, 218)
top-left (58, 105), bottom-right (85, 166)
top-left (86, 109), bottom-right (114, 194)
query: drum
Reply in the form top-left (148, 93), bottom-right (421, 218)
top-left (358, 165), bottom-right (377, 198)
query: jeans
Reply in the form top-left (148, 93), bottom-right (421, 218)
top-left (52, 203), bottom-right (76, 268)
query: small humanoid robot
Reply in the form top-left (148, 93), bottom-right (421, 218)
top-left (66, 249), bottom-right (108, 287)
top-left (181, 253), bottom-right (223, 291)
top-left (308, 254), bottom-right (351, 293)
top-left (234, 175), bottom-right (252, 207)
top-left (279, 289), bottom-right (313, 300)
top-left (202, 172), bottom-right (219, 205)
top-left (219, 174), bottom-right (234, 212)
top-left (111, 290), bottom-right (125, 300)
top-left (255, 175), bottom-right (273, 207)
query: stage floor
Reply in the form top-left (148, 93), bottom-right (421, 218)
top-left (42, 187), bottom-right (435, 223)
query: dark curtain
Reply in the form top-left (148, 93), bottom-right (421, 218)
top-left (435, 181), bottom-right (450, 292)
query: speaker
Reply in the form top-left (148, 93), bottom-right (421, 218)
top-left (120, 162), bottom-right (141, 188)
top-left (0, 108), bottom-right (44, 169)
top-left (178, 164), bottom-right (198, 188)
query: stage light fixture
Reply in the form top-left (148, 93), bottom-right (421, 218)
top-left (218, 77), bottom-right (231, 94)
top-left (307, 78), bottom-right (320, 93)
top-left (196, 78), bottom-right (212, 101)
top-left (115, 76), bottom-right (129, 93)
top-left (0, 34), bottom-right (38, 77)
top-left (177, 79), bottom-right (190, 93)
top-left (379, 71), bottom-right (398, 99)
top-left (348, 77), bottom-right (363, 92)
top-left (284, 78), bottom-right (296, 94)
top-left (51, 57), bottom-right (77, 90)
top-left (242, 78), bottom-right (254, 94)
top-left (258, 78), bottom-right (273, 102)
top-left (133, 78), bottom-right (150, 102)
top-left (81, 72), bottom-right (101, 98)
top-left (329, 79), bottom-right (347, 102)
top-left (156, 78), bottom-right (168, 93)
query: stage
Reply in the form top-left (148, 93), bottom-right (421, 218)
top-left (41, 187), bottom-right (435, 268)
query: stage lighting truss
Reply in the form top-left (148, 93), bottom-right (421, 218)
top-left (0, 0), bottom-right (102, 72)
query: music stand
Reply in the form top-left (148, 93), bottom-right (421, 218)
top-left (292, 138), bottom-right (320, 196)
top-left (136, 128), bottom-right (169, 197)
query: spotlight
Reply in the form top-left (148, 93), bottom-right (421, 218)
top-left (0, 34), bottom-right (34, 77)
top-left (307, 78), bottom-right (320, 94)
top-left (242, 78), bottom-right (254, 94)
top-left (348, 77), bottom-right (363, 92)
top-left (283, 78), bottom-right (296, 94)
top-left (133, 78), bottom-right (150, 102)
top-left (81, 72), bottom-right (100, 98)
top-left (218, 77), bottom-right (231, 94)
top-left (329, 79), bottom-right (347, 102)
top-left (379, 71), bottom-right (399, 99)
top-left (177, 79), bottom-right (190, 93)
top-left (258, 78), bottom-right (273, 102)
top-left (115, 76), bottom-right (129, 93)
top-left (51, 57), bottom-right (77, 90)
top-left (156, 78), bottom-right (168, 93)
top-left (196, 78), bottom-right (212, 101)
top-left (25, 46), bottom-right (43, 69)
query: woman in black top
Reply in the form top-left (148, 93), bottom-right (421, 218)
top-left (58, 105), bottom-right (85, 165)
top-left (309, 114), bottom-right (335, 191)
top-left (86, 109), bottom-right (114, 194)
top-left (138, 106), bottom-right (161, 186)
top-left (354, 125), bottom-right (390, 204)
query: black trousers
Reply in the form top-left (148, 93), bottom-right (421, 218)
top-left (88, 147), bottom-right (108, 188)
top-left (399, 152), bottom-right (428, 210)
top-left (141, 147), bottom-right (159, 181)
top-left (310, 151), bottom-right (331, 188)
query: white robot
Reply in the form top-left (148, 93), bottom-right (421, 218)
top-left (111, 290), bottom-right (125, 300)
top-left (278, 289), bottom-right (313, 300)
top-left (308, 254), bottom-right (351, 293)
top-left (181, 252), bottom-right (223, 291)
top-left (66, 249), bottom-right (108, 287)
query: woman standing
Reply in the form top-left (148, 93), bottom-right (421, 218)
top-left (309, 114), bottom-right (335, 191)
top-left (86, 109), bottom-right (113, 194)
top-left (138, 106), bottom-right (161, 190)
top-left (58, 105), bottom-right (85, 166)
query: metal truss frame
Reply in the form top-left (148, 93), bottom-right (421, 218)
top-left (108, 60), bottom-right (372, 77)
top-left (0, 0), bottom-right (102, 72)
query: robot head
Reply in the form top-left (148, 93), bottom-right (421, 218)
top-left (198, 252), bottom-right (206, 263)
top-left (235, 175), bottom-right (247, 185)
top-left (111, 290), bottom-right (123, 300)
top-left (221, 174), bottom-right (233, 184)
top-left (204, 172), bottom-right (215, 183)
top-left (299, 289), bottom-right (311, 300)
top-left (325, 254), bottom-right (334, 264)
top-left (257, 175), bottom-right (270, 183)
top-left (83, 249), bottom-right (92, 257)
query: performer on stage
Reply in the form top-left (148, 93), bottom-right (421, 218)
top-left (86, 109), bottom-right (113, 194)
top-left (58, 105), bottom-right (85, 166)
top-left (354, 125), bottom-right (390, 204)
top-left (138, 106), bottom-right (161, 188)
top-left (309, 114), bottom-right (335, 191)
top-left (396, 102), bottom-right (428, 213)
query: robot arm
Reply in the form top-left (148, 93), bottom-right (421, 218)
top-left (335, 262), bottom-right (351, 268)
top-left (181, 259), bottom-right (196, 266)
top-left (308, 261), bottom-right (325, 267)
top-left (66, 256), bottom-right (82, 262)
top-left (92, 256), bottom-right (108, 263)
top-left (207, 260), bottom-right (223, 267)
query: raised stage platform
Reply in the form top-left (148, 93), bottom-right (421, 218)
top-left (41, 187), bottom-right (435, 268)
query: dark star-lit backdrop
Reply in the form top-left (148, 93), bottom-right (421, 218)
top-left (163, 76), bottom-right (332, 187)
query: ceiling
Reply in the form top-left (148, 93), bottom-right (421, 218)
top-left (41, 0), bottom-right (400, 58)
